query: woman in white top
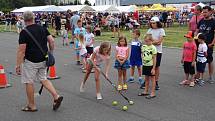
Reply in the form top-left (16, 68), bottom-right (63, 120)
top-left (146, 16), bottom-right (166, 90)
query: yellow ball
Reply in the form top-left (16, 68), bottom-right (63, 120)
top-left (112, 101), bottom-right (118, 106)
top-left (122, 106), bottom-right (128, 111)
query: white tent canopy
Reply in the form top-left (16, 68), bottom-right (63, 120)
top-left (12, 5), bottom-right (65, 13)
top-left (59, 5), bottom-right (95, 12)
top-left (40, 5), bottom-right (65, 12)
top-left (91, 5), bottom-right (119, 13)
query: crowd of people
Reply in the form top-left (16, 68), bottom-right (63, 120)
top-left (12, 5), bottom-right (215, 112)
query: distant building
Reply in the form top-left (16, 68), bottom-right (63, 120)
top-left (95, 0), bottom-right (120, 6)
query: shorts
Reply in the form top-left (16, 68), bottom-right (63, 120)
top-left (114, 60), bottom-right (130, 70)
top-left (196, 62), bottom-right (206, 73)
top-left (21, 59), bottom-right (47, 84)
top-left (207, 49), bottom-right (213, 63)
top-left (183, 61), bottom-right (195, 75)
top-left (142, 66), bottom-right (155, 76)
top-left (76, 50), bottom-right (80, 55)
top-left (130, 59), bottom-right (142, 67)
top-left (156, 53), bottom-right (162, 67)
top-left (115, 25), bottom-right (119, 28)
top-left (86, 47), bottom-right (93, 55)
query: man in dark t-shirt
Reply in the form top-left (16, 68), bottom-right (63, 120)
top-left (196, 6), bottom-right (215, 84)
top-left (16, 11), bottom-right (63, 112)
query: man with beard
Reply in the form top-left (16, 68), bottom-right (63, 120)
top-left (196, 6), bottom-right (215, 84)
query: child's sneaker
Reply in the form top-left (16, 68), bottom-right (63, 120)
top-left (117, 85), bottom-right (122, 91)
top-left (96, 93), bottom-right (103, 100)
top-left (207, 77), bottom-right (214, 84)
top-left (127, 78), bottom-right (134, 83)
top-left (138, 78), bottom-right (144, 85)
top-left (122, 84), bottom-right (128, 90)
top-left (140, 82), bottom-right (145, 89)
top-left (155, 82), bottom-right (160, 90)
top-left (179, 80), bottom-right (189, 85)
top-left (197, 79), bottom-right (205, 86)
top-left (189, 81), bottom-right (195, 87)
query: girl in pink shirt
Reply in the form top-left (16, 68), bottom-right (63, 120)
top-left (114, 36), bottom-right (130, 91)
top-left (180, 31), bottom-right (197, 87)
top-left (80, 42), bottom-right (111, 100)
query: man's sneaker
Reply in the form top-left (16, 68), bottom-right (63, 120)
top-left (127, 78), bottom-right (135, 83)
top-left (189, 81), bottom-right (195, 87)
top-left (207, 77), bottom-right (214, 84)
top-left (179, 80), bottom-right (189, 85)
top-left (140, 82), bottom-right (145, 89)
top-left (96, 93), bottom-right (103, 100)
top-left (80, 82), bottom-right (85, 92)
top-left (122, 84), bottom-right (128, 90)
top-left (117, 85), bottom-right (122, 91)
top-left (138, 78), bottom-right (144, 85)
top-left (155, 82), bottom-right (160, 90)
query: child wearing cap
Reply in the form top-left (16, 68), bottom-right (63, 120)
top-left (195, 33), bottom-right (208, 86)
top-left (180, 31), bottom-right (197, 87)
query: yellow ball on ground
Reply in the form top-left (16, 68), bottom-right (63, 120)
top-left (122, 106), bottom-right (128, 111)
top-left (112, 101), bottom-right (118, 106)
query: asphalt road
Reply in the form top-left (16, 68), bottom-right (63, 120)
top-left (0, 32), bottom-right (215, 121)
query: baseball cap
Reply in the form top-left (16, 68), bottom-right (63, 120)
top-left (150, 16), bottom-right (160, 22)
top-left (194, 33), bottom-right (205, 40)
top-left (184, 31), bottom-right (193, 38)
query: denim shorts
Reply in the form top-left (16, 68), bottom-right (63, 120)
top-left (114, 60), bottom-right (130, 70)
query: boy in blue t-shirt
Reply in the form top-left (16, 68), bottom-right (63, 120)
top-left (128, 29), bottom-right (144, 85)
top-left (74, 19), bottom-right (86, 65)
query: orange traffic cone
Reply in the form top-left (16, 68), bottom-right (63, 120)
top-left (47, 66), bottom-right (60, 80)
top-left (0, 64), bottom-right (11, 88)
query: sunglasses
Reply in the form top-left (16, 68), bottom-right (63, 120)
top-left (151, 22), bottom-right (156, 24)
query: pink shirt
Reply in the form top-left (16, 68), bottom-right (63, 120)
top-left (116, 46), bottom-right (128, 58)
top-left (189, 15), bottom-right (204, 32)
top-left (93, 46), bottom-right (110, 65)
top-left (183, 42), bottom-right (197, 62)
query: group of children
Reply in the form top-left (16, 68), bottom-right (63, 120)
top-left (60, 16), bottom-right (164, 100)
top-left (74, 25), bottom-right (161, 100)
top-left (181, 31), bottom-right (208, 87)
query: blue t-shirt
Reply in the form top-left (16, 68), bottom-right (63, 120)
top-left (129, 39), bottom-right (142, 66)
top-left (74, 27), bottom-right (86, 36)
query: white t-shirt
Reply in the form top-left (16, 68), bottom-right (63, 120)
top-left (147, 28), bottom-right (166, 53)
top-left (79, 42), bottom-right (87, 56)
top-left (85, 32), bottom-right (94, 47)
top-left (197, 43), bottom-right (208, 63)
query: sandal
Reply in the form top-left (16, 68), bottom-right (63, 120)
top-left (21, 106), bottom-right (38, 112)
top-left (138, 93), bottom-right (149, 96)
top-left (145, 95), bottom-right (156, 99)
top-left (53, 96), bottom-right (63, 111)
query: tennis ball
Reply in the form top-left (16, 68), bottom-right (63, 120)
top-left (122, 106), bottom-right (128, 111)
top-left (129, 101), bottom-right (134, 105)
top-left (112, 101), bottom-right (118, 106)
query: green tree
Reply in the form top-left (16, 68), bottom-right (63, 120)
top-left (84, 0), bottom-right (91, 6)
top-left (32, 0), bottom-right (46, 6)
top-left (74, 0), bottom-right (81, 5)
